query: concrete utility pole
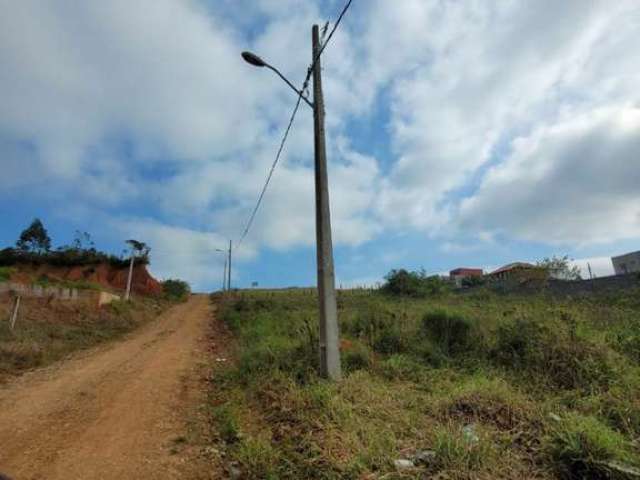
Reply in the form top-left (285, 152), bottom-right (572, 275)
top-left (222, 256), bottom-right (228, 291)
top-left (227, 240), bottom-right (232, 291)
top-left (125, 249), bottom-right (134, 301)
top-left (240, 24), bottom-right (342, 380)
top-left (9, 295), bottom-right (20, 330)
top-left (312, 24), bottom-right (341, 381)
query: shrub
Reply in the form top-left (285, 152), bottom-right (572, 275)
top-left (377, 354), bottom-right (428, 381)
top-left (421, 310), bottom-right (473, 356)
top-left (0, 266), bottom-right (14, 282)
top-left (609, 324), bottom-right (640, 364)
top-left (237, 336), bottom-right (316, 384)
top-left (545, 413), bottom-right (638, 479)
top-left (342, 341), bottom-right (372, 372)
top-left (493, 317), bottom-right (616, 391)
top-left (372, 325), bottom-right (406, 354)
top-left (162, 279), bottom-right (190, 302)
top-left (437, 377), bottom-right (535, 432)
top-left (382, 269), bottom-right (448, 297)
top-left (214, 404), bottom-right (241, 443)
top-left (236, 436), bottom-right (278, 479)
top-left (0, 246), bottom-right (139, 269)
top-left (432, 424), bottom-right (497, 474)
top-left (462, 275), bottom-right (485, 288)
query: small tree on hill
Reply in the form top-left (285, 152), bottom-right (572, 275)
top-left (16, 218), bottom-right (51, 254)
top-left (537, 255), bottom-right (582, 280)
top-left (124, 239), bottom-right (151, 300)
top-left (382, 268), bottom-right (448, 297)
top-left (126, 239), bottom-right (150, 261)
top-left (162, 279), bottom-right (191, 302)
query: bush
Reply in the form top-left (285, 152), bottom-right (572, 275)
top-left (372, 325), bottom-right (406, 354)
top-left (237, 336), bottom-right (316, 384)
top-left (162, 279), bottom-right (190, 302)
top-left (493, 317), bottom-right (616, 390)
top-left (461, 275), bottom-right (485, 288)
top-left (0, 246), bottom-right (140, 269)
top-left (609, 324), bottom-right (640, 364)
top-left (377, 354), bottom-right (428, 381)
top-left (342, 341), bottom-right (372, 372)
top-left (213, 404), bottom-right (240, 443)
top-left (546, 414), bottom-right (638, 479)
top-left (381, 269), bottom-right (448, 297)
top-left (432, 424), bottom-right (497, 474)
top-left (421, 310), bottom-right (474, 356)
top-left (0, 266), bottom-right (14, 282)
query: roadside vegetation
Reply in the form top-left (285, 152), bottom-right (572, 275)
top-left (0, 296), bottom-right (170, 381)
top-left (0, 218), bottom-right (193, 381)
top-left (162, 279), bottom-right (191, 302)
top-left (208, 278), bottom-right (640, 479)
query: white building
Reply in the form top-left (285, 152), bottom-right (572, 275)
top-left (611, 250), bottom-right (640, 275)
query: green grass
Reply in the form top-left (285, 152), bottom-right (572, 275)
top-left (0, 296), bottom-right (166, 379)
top-left (0, 266), bottom-right (14, 282)
top-left (208, 288), bottom-right (640, 479)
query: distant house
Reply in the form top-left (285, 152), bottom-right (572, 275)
top-left (449, 268), bottom-right (483, 287)
top-left (611, 250), bottom-right (640, 275)
top-left (487, 262), bottom-right (548, 282)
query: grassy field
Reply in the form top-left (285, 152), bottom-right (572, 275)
top-left (208, 288), bottom-right (640, 479)
top-left (0, 296), bottom-right (168, 381)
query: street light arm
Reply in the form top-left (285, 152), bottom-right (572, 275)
top-left (241, 50), bottom-right (313, 109)
top-left (266, 65), bottom-right (314, 109)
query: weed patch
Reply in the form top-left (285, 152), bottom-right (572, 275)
top-left (545, 413), bottom-right (639, 479)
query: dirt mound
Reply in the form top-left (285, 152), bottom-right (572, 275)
top-left (9, 263), bottom-right (162, 296)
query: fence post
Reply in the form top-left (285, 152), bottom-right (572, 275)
top-left (9, 295), bottom-right (20, 330)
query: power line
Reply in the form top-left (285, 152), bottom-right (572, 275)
top-left (235, 0), bottom-right (354, 249)
top-left (237, 92), bottom-right (305, 248)
top-left (315, 0), bottom-right (354, 65)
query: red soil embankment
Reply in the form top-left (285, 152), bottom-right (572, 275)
top-left (9, 263), bottom-right (162, 296)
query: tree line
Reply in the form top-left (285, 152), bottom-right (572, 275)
top-left (0, 218), bottom-right (150, 268)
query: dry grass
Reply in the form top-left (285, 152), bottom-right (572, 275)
top-left (0, 295), bottom-right (168, 380)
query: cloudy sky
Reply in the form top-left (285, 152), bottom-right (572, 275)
top-left (1, 0), bottom-right (639, 290)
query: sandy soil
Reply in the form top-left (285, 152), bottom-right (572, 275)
top-left (0, 294), bottom-right (218, 480)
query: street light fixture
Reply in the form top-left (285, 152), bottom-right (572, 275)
top-left (240, 26), bottom-right (341, 381)
top-left (242, 51), bottom-right (314, 109)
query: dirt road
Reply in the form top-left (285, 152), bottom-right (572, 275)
top-left (0, 295), bottom-right (216, 480)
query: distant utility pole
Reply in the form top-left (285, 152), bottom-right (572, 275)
top-left (9, 295), bottom-right (20, 330)
top-left (227, 240), bottom-right (232, 291)
top-left (312, 24), bottom-right (341, 380)
top-left (222, 256), bottom-right (228, 291)
top-left (125, 248), bottom-right (134, 301)
top-left (588, 262), bottom-right (594, 280)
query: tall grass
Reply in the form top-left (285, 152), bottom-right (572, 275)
top-left (208, 289), bottom-right (640, 479)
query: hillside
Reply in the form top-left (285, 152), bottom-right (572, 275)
top-left (2, 262), bottom-right (162, 296)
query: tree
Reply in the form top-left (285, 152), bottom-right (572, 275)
top-left (16, 218), bottom-right (51, 254)
top-left (382, 268), bottom-right (448, 297)
top-left (537, 255), bottom-right (582, 281)
top-left (72, 230), bottom-right (95, 251)
top-left (126, 239), bottom-right (150, 260)
top-left (162, 279), bottom-right (190, 302)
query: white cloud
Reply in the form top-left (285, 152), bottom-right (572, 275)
top-left (109, 217), bottom-right (256, 291)
top-left (2, 0), bottom-right (640, 289)
top-left (458, 105), bottom-right (640, 245)
top-left (360, 0), bottom-right (640, 239)
top-left (570, 256), bottom-right (614, 278)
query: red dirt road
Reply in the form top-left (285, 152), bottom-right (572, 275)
top-left (0, 295), bottom-right (216, 479)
